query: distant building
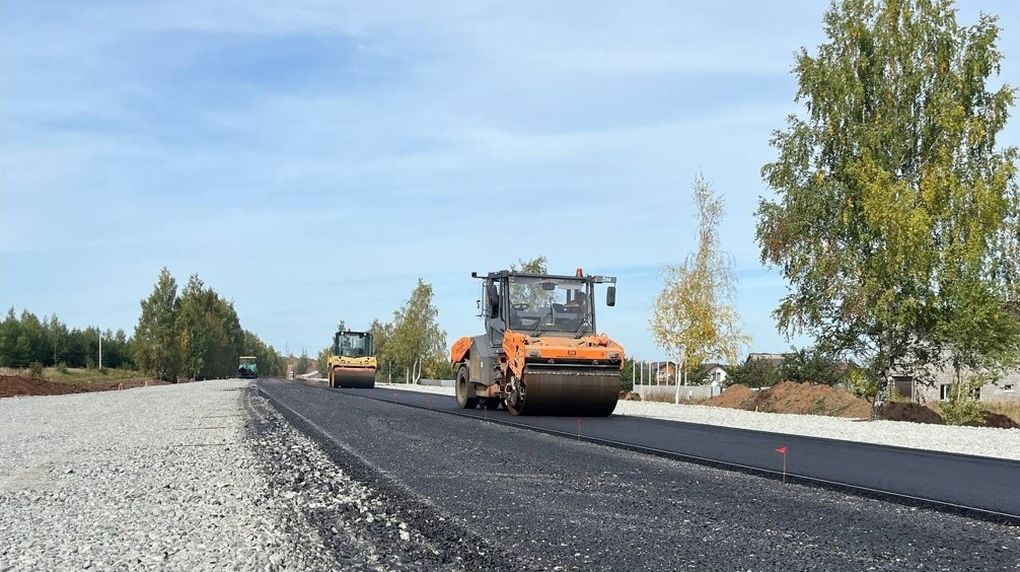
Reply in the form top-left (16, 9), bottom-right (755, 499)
top-left (745, 352), bottom-right (789, 368)
top-left (893, 367), bottom-right (1019, 404)
top-left (695, 362), bottom-right (728, 386)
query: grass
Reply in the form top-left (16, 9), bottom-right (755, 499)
top-left (1, 366), bottom-right (147, 385)
top-left (982, 401), bottom-right (1020, 425)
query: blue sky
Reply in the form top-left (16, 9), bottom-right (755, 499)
top-left (2, 1), bottom-right (1018, 360)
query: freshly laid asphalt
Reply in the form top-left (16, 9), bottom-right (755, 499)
top-left (258, 379), bottom-right (1020, 571)
top-left (338, 386), bottom-right (1020, 519)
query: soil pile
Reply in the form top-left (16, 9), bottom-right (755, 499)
top-left (706, 382), bottom-right (871, 418)
top-left (705, 382), bottom-right (1020, 428)
top-left (1, 374), bottom-right (164, 398)
top-left (0, 375), bottom-right (83, 397)
top-left (878, 402), bottom-right (943, 424)
top-left (707, 384), bottom-right (756, 409)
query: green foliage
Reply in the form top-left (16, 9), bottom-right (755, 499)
top-left (316, 346), bottom-right (331, 378)
top-left (846, 367), bottom-right (881, 402)
top-left (652, 174), bottom-right (750, 369)
top-left (28, 361), bottom-right (43, 377)
top-left (511, 256), bottom-right (548, 274)
top-left (0, 309), bottom-right (133, 370)
top-left (295, 350), bottom-right (310, 375)
top-left (620, 357), bottom-right (636, 392)
top-left (940, 377), bottom-right (986, 426)
top-left (383, 279), bottom-right (448, 382)
top-left (756, 0), bottom-right (1020, 387)
top-left (176, 274), bottom-right (246, 380)
top-left (727, 359), bottom-right (782, 389)
top-left (508, 255), bottom-right (557, 309)
top-left (0, 269), bottom-right (276, 381)
top-left (368, 319), bottom-right (392, 359)
top-left (133, 268), bottom-right (182, 381)
top-left (132, 268), bottom-right (284, 381)
top-left (780, 347), bottom-right (848, 386)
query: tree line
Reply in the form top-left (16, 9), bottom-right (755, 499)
top-left (134, 268), bottom-right (287, 381)
top-left (1, 268), bottom-right (287, 382)
top-left (318, 278), bottom-right (450, 383)
top-left (0, 310), bottom-right (133, 370)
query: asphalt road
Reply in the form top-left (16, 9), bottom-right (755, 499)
top-left (337, 386), bottom-right (1020, 519)
top-left (258, 379), bottom-right (1020, 572)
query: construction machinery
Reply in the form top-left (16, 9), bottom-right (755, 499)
top-left (450, 269), bottom-right (623, 416)
top-left (238, 356), bottom-right (258, 379)
top-left (328, 329), bottom-right (377, 388)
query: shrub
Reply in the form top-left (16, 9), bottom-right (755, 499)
top-left (846, 368), bottom-right (880, 402)
top-left (940, 378), bottom-right (985, 426)
top-left (28, 361), bottom-right (44, 377)
top-left (55, 361), bottom-right (68, 374)
top-left (727, 359), bottom-right (782, 388)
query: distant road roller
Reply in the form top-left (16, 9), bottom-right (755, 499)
top-left (328, 329), bottom-right (377, 388)
top-left (450, 269), bottom-right (623, 416)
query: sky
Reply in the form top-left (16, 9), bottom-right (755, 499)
top-left (2, 1), bottom-right (1019, 361)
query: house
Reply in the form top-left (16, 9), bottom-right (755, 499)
top-left (745, 352), bottom-right (788, 368)
top-left (885, 356), bottom-right (1020, 401)
top-left (655, 362), bottom-right (677, 383)
top-left (695, 362), bottom-right (728, 386)
top-left (904, 368), bottom-right (1020, 404)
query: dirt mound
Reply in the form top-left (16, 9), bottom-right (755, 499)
top-left (767, 381), bottom-right (872, 417)
top-left (707, 384), bottom-right (756, 409)
top-left (1, 375), bottom-right (165, 398)
top-left (0, 375), bottom-right (84, 397)
top-left (706, 382), bottom-right (872, 418)
top-left (972, 412), bottom-right (1020, 429)
top-left (878, 402), bottom-right (943, 424)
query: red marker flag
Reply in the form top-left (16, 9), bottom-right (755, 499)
top-left (775, 445), bottom-right (789, 483)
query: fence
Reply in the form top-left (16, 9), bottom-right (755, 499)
top-left (630, 360), bottom-right (722, 402)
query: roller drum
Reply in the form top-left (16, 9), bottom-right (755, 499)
top-left (332, 367), bottom-right (376, 389)
top-left (508, 365), bottom-right (620, 416)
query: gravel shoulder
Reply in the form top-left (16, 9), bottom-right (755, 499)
top-left (376, 382), bottom-right (1020, 460)
top-left (0, 379), bottom-right (337, 572)
top-left (0, 379), bottom-right (520, 572)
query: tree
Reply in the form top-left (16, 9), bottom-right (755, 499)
top-left (780, 346), bottom-right (848, 387)
top-left (512, 256), bottom-right (548, 274)
top-left (510, 256), bottom-right (555, 309)
top-left (315, 346), bottom-right (331, 378)
top-left (387, 279), bottom-right (448, 383)
top-left (756, 0), bottom-right (1020, 408)
top-left (295, 350), bottom-right (310, 375)
top-left (726, 359), bottom-right (783, 389)
top-left (177, 275), bottom-right (210, 379)
top-left (134, 268), bottom-right (181, 381)
top-left (651, 174), bottom-right (750, 402)
top-left (176, 274), bottom-right (245, 379)
top-left (0, 309), bottom-right (20, 367)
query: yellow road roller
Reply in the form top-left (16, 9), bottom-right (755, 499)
top-left (328, 329), bottom-right (377, 389)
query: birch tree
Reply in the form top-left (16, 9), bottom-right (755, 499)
top-left (651, 175), bottom-right (749, 402)
top-left (756, 0), bottom-right (1020, 409)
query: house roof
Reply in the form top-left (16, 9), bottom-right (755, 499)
top-left (745, 352), bottom-right (789, 367)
